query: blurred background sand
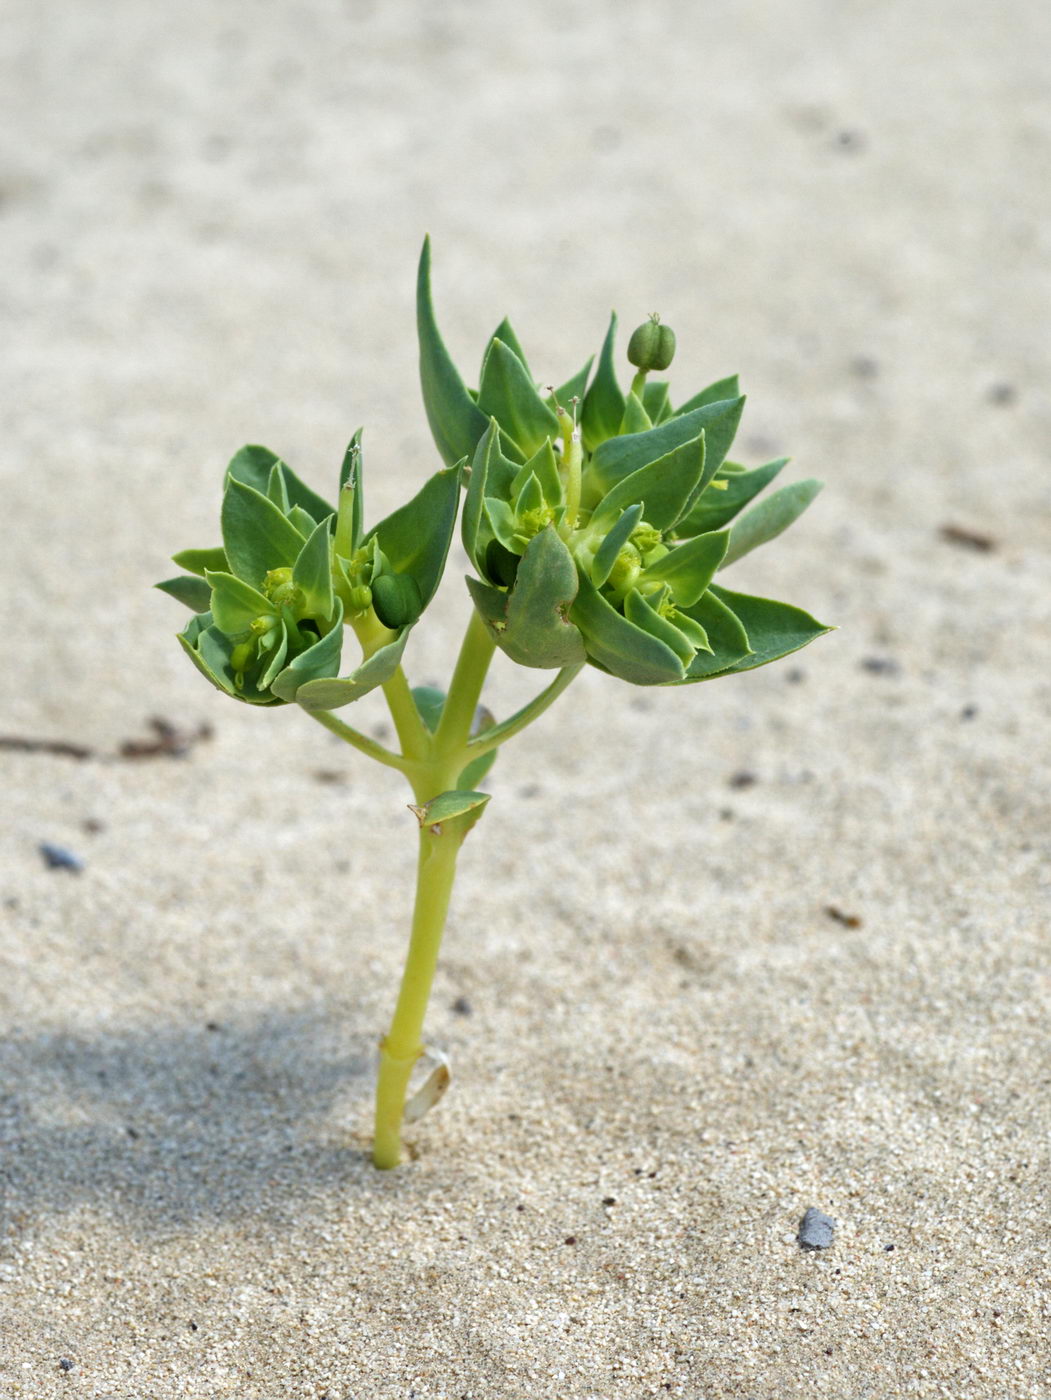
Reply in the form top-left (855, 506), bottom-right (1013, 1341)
top-left (1, 1), bottom-right (1049, 1395)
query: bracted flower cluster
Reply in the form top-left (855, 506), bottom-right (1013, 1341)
top-left (417, 238), bottom-right (829, 685)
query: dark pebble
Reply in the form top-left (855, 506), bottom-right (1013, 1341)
top-left (728, 770), bottom-right (757, 789)
top-left (39, 843), bottom-right (84, 873)
top-left (59, 1357), bottom-right (74, 1372)
top-left (451, 995), bottom-right (473, 1016)
top-left (860, 655), bottom-right (900, 677)
top-left (798, 1207), bottom-right (836, 1250)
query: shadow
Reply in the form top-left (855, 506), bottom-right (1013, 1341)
top-left (0, 1007), bottom-right (388, 1234)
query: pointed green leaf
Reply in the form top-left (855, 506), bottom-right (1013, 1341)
top-left (571, 573), bottom-right (685, 685)
top-left (288, 505), bottom-right (317, 537)
top-left (457, 747), bottom-right (498, 791)
top-left (593, 432), bottom-right (707, 533)
top-left (642, 530), bottom-right (729, 606)
top-left (624, 589), bottom-right (697, 666)
top-left (204, 570), bottom-right (273, 633)
top-left (679, 590), bottom-right (753, 678)
top-left (497, 527), bottom-right (586, 668)
top-left (677, 457), bottom-right (789, 536)
top-left (220, 479), bottom-right (305, 588)
top-left (580, 313), bottom-right (625, 452)
top-left (258, 621), bottom-right (290, 690)
top-left (720, 479), bottom-right (823, 568)
top-left (178, 613), bottom-right (280, 705)
top-left (477, 338), bottom-right (559, 458)
top-left (367, 463), bottom-right (461, 609)
top-left (704, 585), bottom-right (833, 674)
top-left (270, 602), bottom-right (345, 701)
top-left (641, 379), bottom-right (671, 423)
top-left (618, 391), bottom-right (652, 435)
top-left (466, 574), bottom-right (511, 631)
top-left (227, 445), bottom-right (334, 523)
top-left (463, 421), bottom-right (518, 571)
top-left (337, 431), bottom-right (366, 553)
top-left (483, 496), bottom-right (520, 553)
top-left (417, 236), bottom-right (490, 467)
top-left (155, 575), bottom-right (212, 612)
top-left (512, 439), bottom-right (563, 509)
top-left (295, 626), bottom-right (411, 711)
top-left (266, 463), bottom-right (290, 513)
top-left (410, 789), bottom-right (491, 833)
top-left (590, 503), bottom-right (644, 588)
top-left (171, 546), bottom-right (227, 577)
top-left (411, 685), bottom-right (447, 733)
top-left (513, 470), bottom-right (545, 520)
top-left (485, 317), bottom-right (531, 377)
top-left (674, 374), bottom-right (740, 417)
top-left (293, 517), bottom-right (336, 619)
top-left (587, 396), bottom-right (745, 501)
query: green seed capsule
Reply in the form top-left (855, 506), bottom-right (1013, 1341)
top-left (371, 572), bottom-right (423, 629)
top-left (627, 315), bottom-right (676, 372)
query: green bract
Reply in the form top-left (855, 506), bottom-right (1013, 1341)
top-left (418, 237), bottom-right (830, 685)
top-left (157, 440), bottom-right (461, 709)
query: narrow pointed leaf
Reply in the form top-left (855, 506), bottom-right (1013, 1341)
top-left (457, 748), bottom-right (498, 790)
top-left (221, 479), bottom-right (305, 587)
top-left (410, 789), bottom-right (491, 832)
top-left (674, 374), bottom-right (740, 417)
top-left (410, 685), bottom-right (447, 733)
top-left (571, 573), bottom-right (685, 685)
top-left (593, 432), bottom-right (707, 532)
top-left (512, 470), bottom-right (545, 520)
top-left (512, 439), bottom-right (562, 509)
top-left (270, 602), bottom-right (345, 700)
top-left (642, 530), bottom-right (729, 606)
top-left (720, 479), bottom-right (823, 568)
top-left (588, 396), bottom-right (745, 499)
top-left (266, 463), bottom-right (290, 513)
top-left (337, 430), bottom-right (366, 551)
top-left (477, 338), bottom-right (559, 458)
top-left (679, 590), bottom-right (752, 678)
top-left (485, 317), bottom-right (531, 376)
top-left (155, 575), bottom-right (212, 612)
top-left (463, 421), bottom-right (517, 571)
top-left (293, 517), bottom-right (335, 619)
top-left (624, 589), bottom-right (697, 666)
top-left (704, 586), bottom-right (833, 673)
top-left (618, 391), bottom-right (652, 435)
top-left (367, 464), bottom-right (461, 608)
top-left (288, 505), bottom-right (317, 537)
top-left (295, 626), bottom-right (411, 711)
top-left (417, 236), bottom-right (489, 467)
top-left (258, 622), bottom-right (290, 690)
top-left (227, 445), bottom-right (334, 523)
top-left (171, 546), bottom-right (227, 577)
top-left (590, 503), bottom-right (644, 588)
top-left (678, 457), bottom-right (789, 535)
top-left (641, 379), bottom-right (671, 423)
top-left (580, 313), bottom-right (625, 452)
top-left (204, 570), bottom-right (273, 633)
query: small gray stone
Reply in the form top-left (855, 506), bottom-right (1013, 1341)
top-left (39, 843), bottom-right (85, 873)
top-left (798, 1207), bottom-right (836, 1250)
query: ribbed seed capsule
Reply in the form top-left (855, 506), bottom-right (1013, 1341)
top-left (627, 315), bottom-right (676, 372)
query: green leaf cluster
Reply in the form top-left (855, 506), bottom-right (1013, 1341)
top-left (157, 441), bottom-right (460, 708)
top-left (418, 240), bottom-right (831, 686)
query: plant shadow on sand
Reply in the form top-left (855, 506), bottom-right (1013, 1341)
top-left (0, 1008), bottom-right (386, 1234)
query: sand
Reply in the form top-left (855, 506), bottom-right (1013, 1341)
top-left (2, 1), bottom-right (1049, 1396)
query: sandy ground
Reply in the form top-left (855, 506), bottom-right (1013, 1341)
top-left (2, 1), bottom-right (1050, 1396)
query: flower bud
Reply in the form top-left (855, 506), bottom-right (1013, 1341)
top-left (627, 315), bottom-right (676, 373)
top-left (371, 572), bottom-right (423, 630)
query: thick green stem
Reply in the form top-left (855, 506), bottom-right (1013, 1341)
top-left (373, 824), bottom-right (464, 1168)
top-left (432, 608), bottom-right (497, 766)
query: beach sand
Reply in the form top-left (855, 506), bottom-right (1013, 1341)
top-left (2, 1), bottom-right (1049, 1395)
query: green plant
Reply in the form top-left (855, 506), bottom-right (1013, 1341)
top-left (157, 240), bottom-right (831, 1169)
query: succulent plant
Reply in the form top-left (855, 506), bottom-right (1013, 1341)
top-left (158, 241), bottom-right (832, 1170)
